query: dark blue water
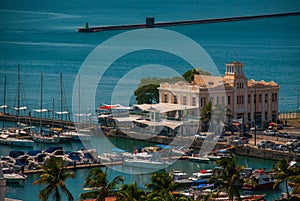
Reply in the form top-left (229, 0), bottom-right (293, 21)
top-left (0, 0), bottom-right (299, 200)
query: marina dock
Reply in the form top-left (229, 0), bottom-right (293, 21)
top-left (24, 161), bottom-right (123, 174)
top-left (78, 12), bottom-right (300, 32)
top-left (0, 113), bottom-right (74, 128)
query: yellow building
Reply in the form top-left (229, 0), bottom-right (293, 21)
top-left (159, 62), bottom-right (279, 127)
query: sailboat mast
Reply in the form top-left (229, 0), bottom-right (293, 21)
top-left (78, 74), bottom-right (80, 124)
top-left (2, 76), bottom-right (6, 129)
top-left (17, 65), bottom-right (20, 135)
top-left (52, 98), bottom-right (54, 128)
top-left (39, 74), bottom-right (43, 134)
top-left (60, 73), bottom-right (63, 127)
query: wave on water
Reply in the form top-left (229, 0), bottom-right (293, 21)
top-left (0, 41), bottom-right (94, 48)
top-left (0, 9), bottom-right (79, 19)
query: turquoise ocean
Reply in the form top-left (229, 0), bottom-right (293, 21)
top-left (0, 0), bottom-right (300, 200)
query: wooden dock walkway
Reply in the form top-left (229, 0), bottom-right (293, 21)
top-left (0, 113), bottom-right (75, 127)
top-left (24, 161), bottom-right (123, 174)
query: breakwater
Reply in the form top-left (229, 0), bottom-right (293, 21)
top-left (78, 12), bottom-right (300, 32)
top-left (234, 144), bottom-right (300, 161)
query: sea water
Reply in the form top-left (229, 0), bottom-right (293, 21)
top-left (0, 0), bottom-right (299, 200)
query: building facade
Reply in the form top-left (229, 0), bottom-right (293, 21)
top-left (158, 62), bottom-right (279, 127)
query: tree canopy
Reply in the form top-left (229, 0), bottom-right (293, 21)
top-left (134, 84), bottom-right (159, 104)
top-left (134, 68), bottom-right (210, 104)
top-left (182, 68), bottom-right (211, 82)
top-left (32, 156), bottom-right (76, 201)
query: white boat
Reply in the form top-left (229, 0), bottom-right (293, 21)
top-left (32, 133), bottom-right (60, 144)
top-left (123, 152), bottom-right (170, 169)
top-left (61, 130), bottom-right (92, 142)
top-left (98, 152), bottom-right (123, 163)
top-left (171, 170), bottom-right (193, 186)
top-left (189, 169), bottom-right (213, 183)
top-left (2, 168), bottom-right (27, 184)
top-left (0, 134), bottom-right (34, 147)
top-left (205, 154), bottom-right (222, 161)
top-left (171, 146), bottom-right (188, 155)
top-left (188, 156), bottom-right (210, 163)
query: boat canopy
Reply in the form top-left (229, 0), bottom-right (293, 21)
top-left (55, 111), bottom-right (69, 115)
top-left (33, 109), bottom-right (49, 113)
top-left (0, 105), bottom-right (8, 109)
top-left (74, 113), bottom-right (92, 116)
top-left (13, 106), bottom-right (27, 110)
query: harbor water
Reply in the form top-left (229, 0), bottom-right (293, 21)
top-left (1, 134), bottom-right (284, 201)
top-left (0, 0), bottom-right (300, 200)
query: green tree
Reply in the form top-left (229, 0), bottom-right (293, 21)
top-left (80, 168), bottom-right (124, 201)
top-left (209, 156), bottom-right (244, 201)
top-left (182, 68), bottom-right (211, 83)
top-left (273, 159), bottom-right (300, 200)
top-left (200, 101), bottom-right (212, 132)
top-left (145, 172), bottom-right (178, 200)
top-left (116, 181), bottom-right (145, 201)
top-left (289, 174), bottom-right (300, 195)
top-left (134, 84), bottom-right (159, 104)
top-left (32, 156), bottom-right (76, 201)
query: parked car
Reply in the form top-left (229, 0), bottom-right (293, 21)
top-left (239, 137), bottom-right (249, 144)
top-left (283, 132), bottom-right (291, 138)
top-left (194, 134), bottom-right (207, 139)
top-left (271, 143), bottom-right (282, 150)
top-left (257, 140), bottom-right (275, 148)
top-left (239, 132), bottom-right (252, 138)
top-left (217, 136), bottom-right (227, 142)
top-left (263, 130), bottom-right (276, 136)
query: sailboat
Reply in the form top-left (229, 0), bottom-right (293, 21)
top-left (32, 74), bottom-right (60, 144)
top-left (0, 66), bottom-right (34, 147)
top-left (60, 74), bottom-right (92, 142)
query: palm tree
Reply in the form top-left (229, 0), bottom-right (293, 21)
top-left (80, 167), bottom-right (124, 201)
top-left (115, 181), bottom-right (145, 201)
top-left (289, 174), bottom-right (300, 195)
top-left (145, 171), bottom-right (179, 201)
top-left (32, 156), bottom-right (76, 201)
top-left (209, 156), bottom-right (244, 201)
top-left (273, 159), bottom-right (299, 200)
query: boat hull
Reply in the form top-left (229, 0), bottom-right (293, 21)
top-left (0, 138), bottom-right (34, 147)
top-left (188, 157), bottom-right (210, 163)
top-left (4, 174), bottom-right (27, 184)
top-left (123, 160), bottom-right (169, 169)
top-left (242, 182), bottom-right (275, 190)
top-left (32, 135), bottom-right (60, 144)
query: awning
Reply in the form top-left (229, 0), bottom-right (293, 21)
top-left (134, 119), bottom-right (182, 130)
top-left (134, 103), bottom-right (198, 113)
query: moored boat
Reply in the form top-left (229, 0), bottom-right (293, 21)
top-left (123, 152), bottom-right (170, 169)
top-left (2, 167), bottom-right (27, 184)
top-left (0, 134), bottom-right (34, 147)
top-left (242, 169), bottom-right (276, 190)
top-left (32, 133), bottom-right (60, 144)
top-left (188, 156), bottom-right (210, 163)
